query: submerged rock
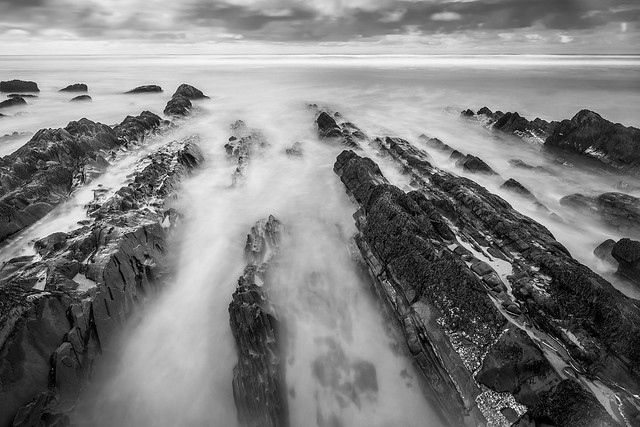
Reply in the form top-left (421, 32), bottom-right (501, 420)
top-left (59, 84), bottom-right (88, 93)
top-left (561, 192), bottom-right (640, 236)
top-left (225, 120), bottom-right (268, 186)
top-left (0, 96), bottom-right (27, 109)
top-left (125, 85), bottom-right (162, 94)
top-left (0, 80), bottom-right (39, 93)
top-left (229, 215), bottom-right (288, 427)
top-left (0, 135), bottom-right (204, 426)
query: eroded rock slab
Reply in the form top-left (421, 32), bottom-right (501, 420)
top-left (0, 136), bottom-right (204, 426)
top-left (229, 215), bottom-right (288, 427)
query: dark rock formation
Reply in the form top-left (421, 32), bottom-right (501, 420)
top-left (546, 110), bottom-right (640, 175)
top-left (611, 238), bottom-right (640, 285)
top-left (225, 120), bottom-right (268, 186)
top-left (501, 178), bottom-right (535, 199)
top-left (335, 139), bottom-right (634, 425)
top-left (0, 96), bottom-right (27, 109)
top-left (312, 107), bottom-right (365, 148)
top-left (0, 111), bottom-right (163, 244)
top-left (472, 107), bottom-right (558, 144)
top-left (456, 154), bottom-right (498, 175)
top-left (59, 84), bottom-right (88, 93)
top-left (7, 94), bottom-right (37, 98)
top-left (70, 95), bottom-right (91, 102)
top-left (171, 83), bottom-right (208, 100)
top-left (229, 215), bottom-right (288, 427)
top-left (0, 135), bottom-right (204, 426)
top-left (594, 239), bottom-right (617, 265)
top-left (124, 85), bottom-right (162, 94)
top-left (508, 159), bottom-right (549, 173)
top-left (0, 80), bottom-right (39, 93)
top-left (560, 192), bottom-right (640, 237)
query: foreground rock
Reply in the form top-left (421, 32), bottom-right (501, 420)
top-left (164, 83), bottom-right (208, 117)
top-left (0, 80), bottom-right (39, 93)
top-left (0, 111), bottom-right (163, 244)
top-left (59, 84), bottom-right (88, 93)
top-left (0, 96), bottom-right (27, 109)
top-left (560, 192), bottom-right (640, 237)
top-left (229, 215), bottom-right (288, 427)
top-left (336, 132), bottom-right (635, 425)
top-left (0, 136), bottom-right (204, 426)
top-left (125, 84), bottom-right (162, 94)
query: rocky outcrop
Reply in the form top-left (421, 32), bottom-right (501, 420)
top-left (59, 84), bottom-right (88, 93)
top-left (470, 107), bottom-right (558, 144)
top-left (229, 215), bottom-right (288, 427)
top-left (546, 110), bottom-right (640, 175)
top-left (225, 120), bottom-right (268, 186)
top-left (0, 135), bottom-right (204, 427)
top-left (335, 137), bottom-right (634, 425)
top-left (163, 84), bottom-right (208, 117)
top-left (0, 97), bottom-right (27, 109)
top-left (310, 106), bottom-right (365, 149)
top-left (560, 192), bottom-right (640, 237)
top-left (611, 238), bottom-right (640, 285)
top-left (417, 135), bottom-right (498, 175)
top-left (0, 111), bottom-right (163, 244)
top-left (70, 95), bottom-right (91, 102)
top-left (500, 178), bottom-right (534, 199)
top-left (124, 85), bottom-right (162, 94)
top-left (0, 80), bottom-right (39, 93)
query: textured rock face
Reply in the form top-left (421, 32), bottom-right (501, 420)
top-left (311, 106), bottom-right (366, 148)
top-left (471, 107), bottom-right (558, 144)
top-left (163, 84), bottom-right (207, 117)
top-left (225, 120), bottom-right (268, 186)
top-left (0, 136), bottom-right (204, 426)
top-left (124, 85), bottom-right (162, 94)
top-left (0, 80), bottom-right (39, 93)
top-left (0, 96), bottom-right (27, 109)
top-left (229, 215), bottom-right (288, 427)
top-left (335, 141), bottom-right (632, 426)
top-left (0, 111), bottom-right (163, 244)
top-left (546, 110), bottom-right (640, 174)
top-left (611, 238), bottom-right (640, 284)
top-left (59, 84), bottom-right (88, 93)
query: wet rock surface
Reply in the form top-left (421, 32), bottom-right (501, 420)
top-left (310, 106), bottom-right (366, 149)
top-left (163, 84), bottom-right (207, 117)
top-left (124, 84), bottom-right (162, 94)
top-left (334, 118), bottom-right (635, 426)
top-left (0, 96), bottom-right (27, 109)
top-left (0, 135), bottom-right (204, 426)
top-left (0, 80), bottom-right (39, 93)
top-left (59, 84), bottom-right (88, 93)
top-left (229, 215), bottom-right (288, 427)
top-left (225, 120), bottom-right (268, 186)
top-left (0, 111), bottom-right (163, 244)
top-left (611, 238), bottom-right (640, 285)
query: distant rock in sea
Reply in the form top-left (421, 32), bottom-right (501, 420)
top-left (0, 97), bottom-right (27, 109)
top-left (125, 84), bottom-right (163, 94)
top-left (59, 83), bottom-right (88, 92)
top-left (69, 95), bottom-right (92, 102)
top-left (7, 94), bottom-right (37, 98)
top-left (0, 80), bottom-right (39, 93)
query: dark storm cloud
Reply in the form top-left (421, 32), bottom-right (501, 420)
top-left (0, 0), bottom-right (638, 43)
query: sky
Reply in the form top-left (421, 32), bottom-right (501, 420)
top-left (0, 0), bottom-right (638, 54)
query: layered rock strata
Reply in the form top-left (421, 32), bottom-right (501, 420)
top-left (0, 136), bottom-right (204, 426)
top-left (229, 215), bottom-right (288, 427)
top-left (334, 131), bottom-right (635, 425)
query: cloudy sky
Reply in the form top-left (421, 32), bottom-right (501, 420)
top-left (0, 0), bottom-right (638, 54)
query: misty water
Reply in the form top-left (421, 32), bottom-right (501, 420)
top-left (1, 55), bottom-right (640, 426)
